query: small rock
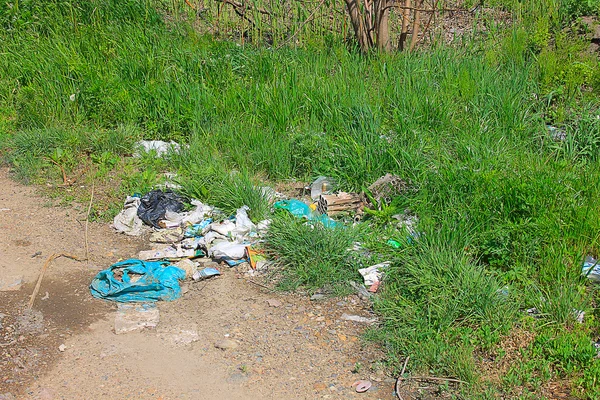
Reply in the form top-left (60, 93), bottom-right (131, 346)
top-left (310, 294), bottom-right (326, 301)
top-left (313, 383), bottom-right (327, 391)
top-left (267, 299), bottom-right (282, 308)
top-left (215, 339), bottom-right (238, 350)
top-left (0, 393), bottom-right (16, 400)
top-left (0, 276), bottom-right (23, 292)
top-left (58, 344), bottom-right (66, 352)
top-left (226, 372), bottom-right (248, 384)
top-left (176, 259), bottom-right (197, 279)
top-left (341, 313), bottom-right (377, 324)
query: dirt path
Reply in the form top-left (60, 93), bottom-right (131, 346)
top-left (0, 169), bottom-right (393, 400)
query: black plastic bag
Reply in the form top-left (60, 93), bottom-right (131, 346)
top-left (137, 190), bottom-right (185, 228)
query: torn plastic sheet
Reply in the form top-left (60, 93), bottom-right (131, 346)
top-left (138, 245), bottom-right (205, 261)
top-left (273, 199), bottom-right (337, 228)
top-left (112, 196), bottom-right (143, 236)
top-left (136, 140), bottom-right (181, 157)
top-left (184, 219), bottom-right (213, 238)
top-left (582, 256), bottom-right (600, 283)
top-left (137, 190), bottom-right (185, 229)
top-left (192, 267), bottom-right (221, 281)
top-left (209, 242), bottom-right (247, 260)
top-left (90, 259), bottom-right (186, 302)
top-left (358, 262), bottom-right (391, 287)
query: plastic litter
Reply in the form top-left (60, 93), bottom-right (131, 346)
top-left (184, 218), bottom-right (213, 238)
top-left (582, 256), bottom-right (600, 282)
top-left (150, 228), bottom-right (184, 243)
top-left (352, 380), bottom-right (372, 393)
top-left (112, 195), bottom-right (144, 236)
top-left (136, 140), bottom-right (181, 157)
top-left (310, 176), bottom-right (334, 200)
top-left (273, 199), bottom-right (337, 228)
top-left (90, 259), bottom-right (186, 302)
top-left (137, 190), bottom-right (185, 229)
top-left (234, 205), bottom-right (256, 236)
top-left (138, 245), bottom-right (204, 261)
top-left (209, 242), bottom-right (247, 260)
top-left (161, 200), bottom-right (213, 229)
top-left (547, 125), bottom-right (566, 141)
top-left (387, 239), bottom-right (401, 249)
top-left (192, 267), bottom-right (221, 281)
top-left (358, 262), bottom-right (390, 287)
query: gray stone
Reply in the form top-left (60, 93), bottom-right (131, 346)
top-left (114, 303), bottom-right (159, 334)
top-left (0, 276), bottom-right (23, 292)
top-left (215, 338), bottom-right (238, 350)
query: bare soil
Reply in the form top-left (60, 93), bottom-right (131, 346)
top-left (0, 168), bottom-right (393, 400)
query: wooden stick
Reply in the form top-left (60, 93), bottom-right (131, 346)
top-left (396, 356), bottom-right (410, 399)
top-left (85, 181), bottom-right (94, 264)
top-left (28, 253), bottom-right (85, 310)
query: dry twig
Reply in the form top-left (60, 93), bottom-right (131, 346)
top-left (28, 253), bottom-right (85, 310)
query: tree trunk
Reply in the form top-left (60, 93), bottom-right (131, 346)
top-left (344, 0), bottom-right (372, 52)
top-left (399, 0), bottom-right (411, 50)
top-left (409, 0), bottom-right (424, 51)
top-left (374, 0), bottom-right (391, 52)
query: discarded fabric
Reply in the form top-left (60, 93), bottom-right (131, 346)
top-left (137, 190), bottom-right (185, 229)
top-left (112, 195), bottom-right (144, 236)
top-left (90, 259), bottom-right (186, 302)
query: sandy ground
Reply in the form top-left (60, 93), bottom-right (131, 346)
top-left (0, 168), bottom-right (394, 400)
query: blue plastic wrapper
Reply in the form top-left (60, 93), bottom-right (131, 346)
top-left (184, 218), bottom-right (213, 238)
top-left (90, 259), bottom-right (186, 302)
top-left (273, 199), bottom-right (337, 228)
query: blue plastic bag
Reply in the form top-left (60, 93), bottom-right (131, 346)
top-left (273, 199), bottom-right (337, 228)
top-left (90, 259), bottom-right (186, 302)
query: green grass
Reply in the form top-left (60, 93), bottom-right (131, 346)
top-left (2, 0), bottom-right (600, 397)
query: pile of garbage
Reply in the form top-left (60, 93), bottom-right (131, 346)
top-left (92, 173), bottom-right (417, 304)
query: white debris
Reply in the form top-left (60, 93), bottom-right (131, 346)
top-left (341, 313), bottom-right (377, 324)
top-left (135, 140), bottom-right (181, 157)
top-left (112, 196), bottom-right (144, 236)
top-left (114, 303), bottom-right (160, 334)
top-left (358, 262), bottom-right (390, 287)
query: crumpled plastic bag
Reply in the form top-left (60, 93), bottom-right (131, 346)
top-left (161, 200), bottom-right (213, 229)
top-left (112, 196), bottom-right (144, 236)
top-left (137, 190), bottom-right (185, 229)
top-left (274, 199), bottom-right (337, 228)
top-left (208, 242), bottom-right (247, 260)
top-left (90, 259), bottom-right (186, 302)
top-left (234, 205), bottom-right (256, 236)
top-left (358, 262), bottom-right (391, 287)
top-left (136, 140), bottom-right (181, 157)
top-left (582, 256), bottom-right (600, 283)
